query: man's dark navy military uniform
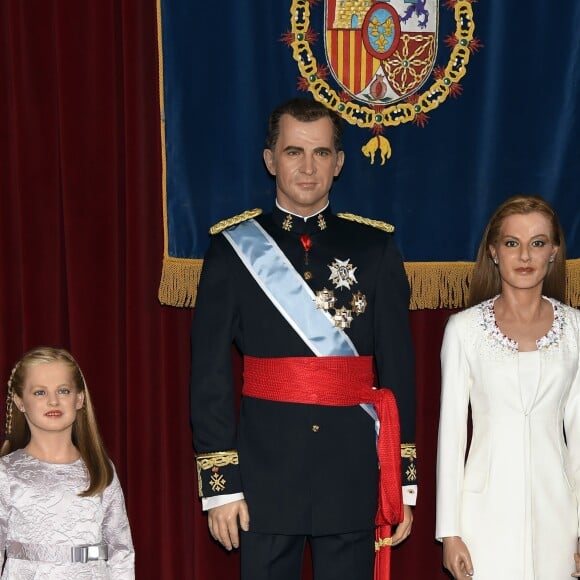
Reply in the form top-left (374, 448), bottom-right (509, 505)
top-left (190, 204), bottom-right (416, 538)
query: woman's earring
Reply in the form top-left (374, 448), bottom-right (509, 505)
top-left (493, 257), bottom-right (499, 265)
top-left (549, 255), bottom-right (554, 263)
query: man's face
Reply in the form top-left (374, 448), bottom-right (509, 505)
top-left (263, 114), bottom-right (344, 216)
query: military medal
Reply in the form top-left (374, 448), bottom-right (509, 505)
top-left (314, 288), bottom-right (336, 311)
top-left (332, 306), bottom-right (353, 329)
top-left (350, 291), bottom-right (367, 315)
top-left (328, 258), bottom-right (358, 290)
top-left (300, 234), bottom-right (313, 280)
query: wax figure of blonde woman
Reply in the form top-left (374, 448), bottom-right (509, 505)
top-left (436, 194), bottom-right (580, 579)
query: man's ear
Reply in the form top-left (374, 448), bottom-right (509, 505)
top-left (263, 149), bottom-right (276, 176)
top-left (334, 150), bottom-right (345, 177)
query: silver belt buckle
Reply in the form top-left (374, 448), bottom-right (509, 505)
top-left (71, 544), bottom-right (102, 563)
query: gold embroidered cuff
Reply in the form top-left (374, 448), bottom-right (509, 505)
top-left (195, 450), bottom-right (239, 497)
top-left (401, 443), bottom-right (417, 485)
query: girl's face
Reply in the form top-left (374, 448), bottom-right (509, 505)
top-left (489, 211), bottom-right (558, 294)
top-left (14, 361), bottom-right (84, 436)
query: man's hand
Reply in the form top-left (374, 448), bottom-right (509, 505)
top-left (208, 499), bottom-right (250, 551)
top-left (442, 536), bottom-right (474, 578)
top-left (391, 504), bottom-right (413, 546)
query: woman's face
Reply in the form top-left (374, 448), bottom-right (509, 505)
top-left (489, 211), bottom-right (558, 294)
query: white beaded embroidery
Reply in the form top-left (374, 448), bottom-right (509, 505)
top-left (478, 295), bottom-right (565, 353)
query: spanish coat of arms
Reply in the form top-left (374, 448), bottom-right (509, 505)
top-left (284, 0), bottom-right (480, 164)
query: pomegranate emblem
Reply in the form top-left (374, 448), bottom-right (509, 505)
top-left (370, 73), bottom-right (388, 100)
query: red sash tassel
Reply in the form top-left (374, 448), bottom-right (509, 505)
top-left (242, 355), bottom-right (403, 580)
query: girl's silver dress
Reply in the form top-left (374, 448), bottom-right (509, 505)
top-left (0, 449), bottom-right (134, 579)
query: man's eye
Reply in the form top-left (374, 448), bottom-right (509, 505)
top-left (316, 150), bottom-right (330, 157)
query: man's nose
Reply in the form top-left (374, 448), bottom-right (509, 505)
top-left (300, 155), bottom-right (316, 175)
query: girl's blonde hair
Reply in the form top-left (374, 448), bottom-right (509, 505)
top-left (2, 346), bottom-right (113, 496)
top-left (468, 195), bottom-right (566, 307)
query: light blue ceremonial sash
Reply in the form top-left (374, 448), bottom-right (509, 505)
top-left (222, 219), bottom-right (377, 423)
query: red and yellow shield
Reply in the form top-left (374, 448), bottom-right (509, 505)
top-left (325, 0), bottom-right (438, 104)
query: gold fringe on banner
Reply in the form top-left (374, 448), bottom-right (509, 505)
top-left (404, 262), bottom-right (474, 310)
top-left (567, 258), bottom-right (580, 307)
top-left (158, 257), bottom-right (203, 308)
top-left (158, 257), bottom-right (580, 310)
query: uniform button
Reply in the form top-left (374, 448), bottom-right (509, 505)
top-left (311, 424), bottom-right (320, 433)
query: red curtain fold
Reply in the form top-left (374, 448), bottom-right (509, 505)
top-left (0, 1), bottom-right (455, 578)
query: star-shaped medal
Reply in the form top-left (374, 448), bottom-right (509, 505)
top-left (314, 288), bottom-right (336, 311)
top-left (328, 258), bottom-right (358, 290)
top-left (332, 307), bottom-right (353, 329)
top-left (350, 291), bottom-right (367, 315)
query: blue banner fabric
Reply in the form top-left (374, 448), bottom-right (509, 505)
top-left (157, 0), bottom-right (580, 308)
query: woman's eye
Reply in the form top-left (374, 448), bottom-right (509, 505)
top-left (505, 240), bottom-right (518, 247)
top-left (33, 390), bottom-right (45, 397)
top-left (58, 388), bottom-right (71, 395)
top-left (531, 240), bottom-right (545, 247)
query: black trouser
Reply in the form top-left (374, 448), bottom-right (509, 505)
top-left (240, 529), bottom-right (375, 580)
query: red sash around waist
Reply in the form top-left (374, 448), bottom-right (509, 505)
top-left (243, 355), bottom-right (403, 580)
top-left (242, 355), bottom-right (403, 528)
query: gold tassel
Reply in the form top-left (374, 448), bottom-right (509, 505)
top-left (157, 257), bottom-right (203, 307)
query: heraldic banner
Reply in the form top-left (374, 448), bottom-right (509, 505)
top-left (157, 0), bottom-right (580, 309)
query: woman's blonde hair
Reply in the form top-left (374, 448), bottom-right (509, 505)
top-left (2, 346), bottom-right (113, 496)
top-left (468, 194), bottom-right (566, 306)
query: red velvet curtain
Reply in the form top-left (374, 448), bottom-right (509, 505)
top-left (1, 1), bottom-right (455, 578)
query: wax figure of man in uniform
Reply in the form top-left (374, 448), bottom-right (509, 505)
top-left (190, 97), bottom-right (417, 580)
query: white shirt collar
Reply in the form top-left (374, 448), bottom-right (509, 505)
top-left (275, 199), bottom-right (329, 221)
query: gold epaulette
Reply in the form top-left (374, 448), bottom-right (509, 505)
top-left (209, 208), bottom-right (263, 235)
top-left (337, 212), bottom-right (394, 233)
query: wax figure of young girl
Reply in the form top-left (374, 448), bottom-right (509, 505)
top-left (435, 195), bottom-right (580, 579)
top-left (0, 346), bottom-right (134, 578)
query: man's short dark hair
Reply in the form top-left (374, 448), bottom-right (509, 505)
top-left (265, 98), bottom-right (343, 152)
